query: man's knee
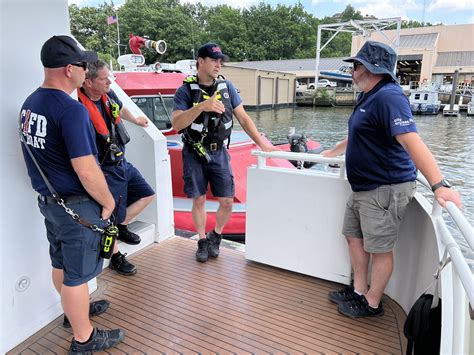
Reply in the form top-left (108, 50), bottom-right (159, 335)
top-left (345, 235), bottom-right (363, 246)
top-left (218, 197), bottom-right (233, 210)
top-left (140, 194), bottom-right (155, 206)
top-left (193, 195), bottom-right (206, 209)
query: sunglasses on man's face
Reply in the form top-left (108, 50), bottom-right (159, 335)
top-left (352, 62), bottom-right (363, 71)
top-left (70, 62), bottom-right (88, 70)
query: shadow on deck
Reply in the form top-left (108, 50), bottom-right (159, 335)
top-left (11, 237), bottom-right (407, 354)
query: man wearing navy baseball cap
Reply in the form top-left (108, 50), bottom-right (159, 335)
top-left (40, 35), bottom-right (98, 68)
top-left (196, 42), bottom-right (230, 62)
top-left (172, 42), bottom-right (278, 263)
top-left (322, 41), bottom-right (461, 319)
top-left (19, 35), bottom-right (124, 353)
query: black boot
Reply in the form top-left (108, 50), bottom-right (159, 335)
top-left (207, 230), bottom-right (222, 258)
top-left (117, 224), bottom-right (141, 245)
top-left (196, 238), bottom-right (209, 262)
top-left (109, 252), bottom-right (137, 276)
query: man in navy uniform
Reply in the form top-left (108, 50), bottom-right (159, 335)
top-left (172, 43), bottom-right (277, 262)
top-left (19, 35), bottom-right (124, 353)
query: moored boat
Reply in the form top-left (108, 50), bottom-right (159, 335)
top-left (409, 83), bottom-right (441, 115)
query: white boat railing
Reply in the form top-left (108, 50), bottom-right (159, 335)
top-left (416, 175), bottom-right (474, 309)
top-left (254, 150), bottom-right (346, 178)
top-left (253, 150), bottom-right (474, 312)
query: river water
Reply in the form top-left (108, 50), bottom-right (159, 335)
top-left (244, 107), bottom-right (474, 259)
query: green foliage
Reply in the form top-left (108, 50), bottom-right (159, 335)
top-left (69, 2), bottom-right (431, 63)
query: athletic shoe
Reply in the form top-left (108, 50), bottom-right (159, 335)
top-left (328, 285), bottom-right (359, 304)
top-left (338, 294), bottom-right (384, 318)
top-left (207, 230), bottom-right (222, 258)
top-left (109, 252), bottom-right (137, 276)
top-left (63, 300), bottom-right (110, 328)
top-left (69, 327), bottom-right (124, 354)
top-left (196, 238), bottom-right (209, 262)
top-left (117, 224), bottom-right (141, 245)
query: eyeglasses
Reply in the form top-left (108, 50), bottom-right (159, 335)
top-left (70, 62), bottom-right (88, 70)
top-left (352, 62), bottom-right (363, 71)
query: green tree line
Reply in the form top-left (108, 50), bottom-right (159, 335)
top-left (69, 0), bottom-right (433, 64)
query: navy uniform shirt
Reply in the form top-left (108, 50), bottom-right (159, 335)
top-left (346, 80), bottom-right (418, 191)
top-left (20, 88), bottom-right (98, 196)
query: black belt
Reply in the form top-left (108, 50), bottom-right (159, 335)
top-left (184, 141), bottom-right (223, 152)
top-left (38, 195), bottom-right (90, 205)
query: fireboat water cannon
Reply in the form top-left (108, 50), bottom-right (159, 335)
top-left (117, 34), bottom-right (167, 72)
top-left (129, 33), bottom-right (167, 55)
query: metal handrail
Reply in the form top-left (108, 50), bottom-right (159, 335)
top-left (416, 175), bottom-right (474, 250)
top-left (252, 150), bottom-right (346, 179)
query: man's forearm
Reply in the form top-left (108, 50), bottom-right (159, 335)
top-left (172, 105), bottom-right (204, 131)
top-left (397, 133), bottom-right (442, 186)
top-left (233, 105), bottom-right (267, 147)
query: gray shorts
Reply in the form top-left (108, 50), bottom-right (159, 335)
top-left (342, 181), bottom-right (416, 253)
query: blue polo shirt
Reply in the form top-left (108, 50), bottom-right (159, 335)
top-left (20, 88), bottom-right (98, 196)
top-left (346, 80), bottom-right (417, 191)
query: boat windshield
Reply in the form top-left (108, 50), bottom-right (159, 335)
top-left (132, 95), bottom-right (174, 131)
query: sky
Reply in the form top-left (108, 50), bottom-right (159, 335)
top-left (69, 0), bottom-right (474, 25)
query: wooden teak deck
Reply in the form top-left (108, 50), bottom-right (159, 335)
top-left (11, 237), bottom-right (407, 354)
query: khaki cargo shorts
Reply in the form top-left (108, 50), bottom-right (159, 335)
top-left (342, 181), bottom-right (416, 253)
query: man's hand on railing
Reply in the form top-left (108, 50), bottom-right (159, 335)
top-left (135, 116), bottom-right (149, 127)
top-left (435, 187), bottom-right (462, 209)
top-left (261, 143), bottom-right (281, 152)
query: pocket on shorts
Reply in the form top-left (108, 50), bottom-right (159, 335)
top-left (82, 229), bottom-right (102, 274)
top-left (357, 190), bottom-right (396, 250)
top-left (396, 194), bottom-right (411, 220)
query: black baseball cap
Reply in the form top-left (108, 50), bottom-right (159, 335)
top-left (40, 35), bottom-right (98, 68)
top-left (343, 41), bottom-right (397, 81)
top-left (197, 43), bottom-right (229, 61)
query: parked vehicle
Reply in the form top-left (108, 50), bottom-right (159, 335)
top-left (308, 79), bottom-right (337, 89)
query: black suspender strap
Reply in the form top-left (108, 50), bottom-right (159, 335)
top-left (18, 120), bottom-right (105, 232)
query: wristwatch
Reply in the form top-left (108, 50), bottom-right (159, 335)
top-left (431, 178), bottom-right (452, 192)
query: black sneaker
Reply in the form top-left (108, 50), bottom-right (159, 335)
top-left (328, 285), bottom-right (359, 304)
top-left (63, 300), bottom-right (110, 328)
top-left (117, 224), bottom-right (141, 245)
top-left (207, 230), bottom-right (222, 258)
top-left (109, 252), bottom-right (137, 276)
top-left (196, 238), bottom-right (209, 262)
top-left (337, 295), bottom-right (384, 318)
top-left (69, 327), bottom-right (124, 354)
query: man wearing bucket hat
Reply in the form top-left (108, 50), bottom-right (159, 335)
top-left (19, 35), bottom-right (124, 353)
top-left (172, 43), bottom-right (278, 262)
top-left (322, 41), bottom-right (461, 318)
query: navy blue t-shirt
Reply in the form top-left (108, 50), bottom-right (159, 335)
top-left (346, 81), bottom-right (418, 191)
top-left (20, 88), bottom-right (98, 196)
top-left (173, 79), bottom-right (242, 111)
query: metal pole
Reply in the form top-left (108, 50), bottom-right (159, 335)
top-left (315, 26), bottom-right (321, 89)
top-left (116, 14), bottom-right (120, 56)
top-left (450, 69), bottom-right (459, 109)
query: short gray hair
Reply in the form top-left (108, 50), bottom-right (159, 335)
top-left (86, 60), bottom-right (109, 80)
